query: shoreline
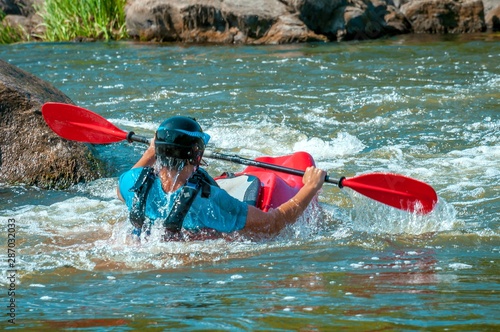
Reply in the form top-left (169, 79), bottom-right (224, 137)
top-left (1, 0), bottom-right (499, 45)
top-left (3, 31), bottom-right (499, 47)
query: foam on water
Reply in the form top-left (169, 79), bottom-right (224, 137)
top-left (293, 132), bottom-right (366, 158)
top-left (1, 173), bottom-right (459, 275)
top-left (207, 119), bottom-right (306, 157)
top-left (418, 145), bottom-right (499, 205)
top-left (347, 190), bottom-right (458, 235)
top-left (1, 39), bottom-right (497, 282)
top-left (1, 179), bottom-right (342, 272)
top-left (206, 118), bottom-right (367, 161)
top-left (95, 115), bottom-right (473, 238)
top-left (3, 105), bottom-right (486, 274)
top-left (109, 118), bottom-right (158, 133)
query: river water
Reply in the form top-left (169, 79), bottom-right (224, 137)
top-left (0, 34), bottom-right (498, 330)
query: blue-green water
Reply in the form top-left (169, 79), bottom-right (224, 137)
top-left (0, 34), bottom-right (499, 330)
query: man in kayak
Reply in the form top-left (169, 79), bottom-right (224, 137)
top-left (117, 116), bottom-right (326, 240)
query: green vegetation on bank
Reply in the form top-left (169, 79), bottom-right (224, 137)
top-left (0, 0), bottom-right (128, 44)
top-left (40, 0), bottom-right (128, 41)
top-left (0, 10), bottom-right (31, 44)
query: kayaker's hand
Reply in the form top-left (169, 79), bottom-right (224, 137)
top-left (132, 138), bottom-right (156, 168)
top-left (145, 137), bottom-right (156, 156)
top-left (243, 165), bottom-right (326, 238)
top-left (302, 166), bottom-right (326, 193)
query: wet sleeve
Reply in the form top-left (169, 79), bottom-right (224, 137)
top-left (118, 168), bottom-right (142, 210)
top-left (190, 186), bottom-right (248, 233)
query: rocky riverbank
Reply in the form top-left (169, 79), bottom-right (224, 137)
top-left (1, 0), bottom-right (499, 44)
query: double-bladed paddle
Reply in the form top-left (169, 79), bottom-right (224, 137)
top-left (41, 102), bottom-right (438, 214)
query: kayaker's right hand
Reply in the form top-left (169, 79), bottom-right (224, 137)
top-left (243, 165), bottom-right (326, 238)
top-left (302, 166), bottom-right (326, 193)
top-left (145, 137), bottom-right (156, 156)
top-left (132, 138), bottom-right (156, 168)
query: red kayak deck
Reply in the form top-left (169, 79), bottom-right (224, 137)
top-left (215, 151), bottom-right (315, 212)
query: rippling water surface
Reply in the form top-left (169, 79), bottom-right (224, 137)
top-left (0, 34), bottom-right (499, 330)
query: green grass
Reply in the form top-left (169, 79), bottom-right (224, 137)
top-left (0, 1), bottom-right (128, 44)
top-left (0, 10), bottom-right (30, 44)
top-left (0, 22), bottom-right (30, 44)
top-left (38, 0), bottom-right (128, 41)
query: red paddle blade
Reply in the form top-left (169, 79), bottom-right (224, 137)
top-left (342, 173), bottom-right (438, 214)
top-left (42, 102), bottom-right (128, 143)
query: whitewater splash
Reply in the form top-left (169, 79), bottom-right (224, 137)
top-left (345, 189), bottom-right (458, 235)
top-left (0, 180), bottom-right (458, 275)
top-left (2, 121), bottom-right (475, 275)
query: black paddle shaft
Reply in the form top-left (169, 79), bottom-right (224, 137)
top-left (127, 133), bottom-right (342, 187)
top-left (203, 151), bottom-right (340, 186)
top-left (127, 132), bottom-right (151, 144)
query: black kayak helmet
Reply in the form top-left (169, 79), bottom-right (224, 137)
top-left (154, 116), bottom-right (210, 167)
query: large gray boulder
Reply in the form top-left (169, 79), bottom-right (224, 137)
top-left (485, 1), bottom-right (500, 31)
top-left (400, 0), bottom-right (486, 33)
top-left (0, 59), bottom-right (104, 189)
top-left (0, 0), bottom-right (44, 37)
top-left (125, 0), bottom-right (308, 43)
top-left (294, 0), bottom-right (411, 41)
